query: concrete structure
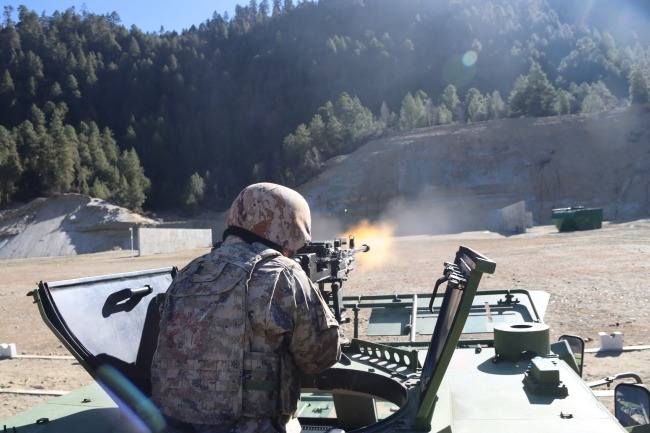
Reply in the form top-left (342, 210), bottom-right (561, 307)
top-left (0, 343), bottom-right (16, 359)
top-left (598, 331), bottom-right (624, 351)
top-left (497, 201), bottom-right (532, 234)
top-left (138, 228), bottom-right (213, 256)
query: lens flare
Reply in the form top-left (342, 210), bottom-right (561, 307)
top-left (462, 50), bottom-right (478, 67)
top-left (96, 364), bottom-right (166, 432)
top-left (442, 53), bottom-right (476, 88)
top-left (340, 219), bottom-right (395, 271)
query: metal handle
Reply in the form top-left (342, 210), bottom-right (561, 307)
top-left (128, 285), bottom-right (152, 297)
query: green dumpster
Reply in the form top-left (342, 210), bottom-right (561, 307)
top-left (552, 206), bottom-right (603, 232)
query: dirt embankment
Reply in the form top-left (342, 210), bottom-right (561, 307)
top-left (300, 108), bottom-right (650, 235)
top-left (0, 195), bottom-right (156, 260)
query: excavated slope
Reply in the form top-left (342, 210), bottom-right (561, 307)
top-left (0, 194), bottom-right (155, 259)
top-left (299, 108), bottom-right (650, 235)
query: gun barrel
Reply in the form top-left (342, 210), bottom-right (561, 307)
top-left (355, 244), bottom-right (370, 253)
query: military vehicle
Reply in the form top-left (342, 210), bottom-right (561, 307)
top-left (2, 242), bottom-right (649, 432)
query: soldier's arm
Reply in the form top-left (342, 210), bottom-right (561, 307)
top-left (286, 266), bottom-right (341, 373)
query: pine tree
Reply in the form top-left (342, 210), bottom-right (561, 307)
top-left (0, 125), bottom-right (23, 206)
top-left (437, 104), bottom-right (453, 125)
top-left (182, 171), bottom-right (205, 215)
top-left (92, 178), bottom-right (110, 199)
top-left (272, 0), bottom-right (282, 17)
top-left (555, 89), bottom-right (572, 115)
top-left (465, 88), bottom-right (487, 122)
top-left (82, 122), bottom-right (107, 173)
top-left (399, 92), bottom-right (427, 129)
top-left (116, 148), bottom-right (150, 209)
top-left (508, 62), bottom-right (561, 117)
top-left (282, 123), bottom-right (312, 182)
top-left (0, 69), bottom-right (15, 103)
top-left (259, 0), bottom-right (270, 21)
top-left (487, 91), bottom-right (506, 120)
top-left (581, 92), bottom-right (605, 113)
top-left (380, 101), bottom-right (392, 127)
top-left (334, 92), bottom-right (378, 146)
top-left (629, 67), bottom-right (650, 105)
top-left (325, 115), bottom-right (344, 154)
top-left (100, 127), bottom-right (121, 192)
top-left (49, 104), bottom-right (76, 192)
top-left (66, 74), bottom-right (81, 98)
top-left (308, 113), bottom-right (327, 154)
top-left (75, 124), bottom-right (92, 195)
top-left (524, 62), bottom-right (559, 117)
top-left (442, 85), bottom-right (462, 121)
top-left (22, 105), bottom-right (56, 194)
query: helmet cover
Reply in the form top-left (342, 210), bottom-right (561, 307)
top-left (227, 183), bottom-right (311, 251)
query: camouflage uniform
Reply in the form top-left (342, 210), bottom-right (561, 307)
top-left (151, 183), bottom-right (340, 433)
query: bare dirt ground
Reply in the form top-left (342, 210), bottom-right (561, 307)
top-left (1, 219), bottom-right (650, 420)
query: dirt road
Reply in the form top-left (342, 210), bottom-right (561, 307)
top-left (2, 220), bottom-right (650, 419)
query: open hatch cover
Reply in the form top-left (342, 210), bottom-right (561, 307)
top-left (30, 267), bottom-right (177, 396)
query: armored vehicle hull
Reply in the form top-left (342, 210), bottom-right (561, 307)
top-left (2, 246), bottom-right (645, 432)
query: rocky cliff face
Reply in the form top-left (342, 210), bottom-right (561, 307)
top-left (299, 108), bottom-right (650, 235)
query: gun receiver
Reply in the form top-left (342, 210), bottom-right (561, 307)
top-left (293, 236), bottom-right (369, 323)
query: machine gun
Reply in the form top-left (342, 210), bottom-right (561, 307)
top-left (293, 236), bottom-right (369, 323)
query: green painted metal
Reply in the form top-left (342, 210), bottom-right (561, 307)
top-left (363, 290), bottom-right (542, 337)
top-left (2, 377), bottom-right (165, 433)
top-left (522, 356), bottom-right (569, 397)
top-left (552, 206), bottom-right (603, 232)
top-left (493, 322), bottom-right (551, 361)
top-left (413, 246), bottom-right (496, 429)
top-left (2, 244), bottom-right (637, 433)
top-left (351, 338), bottom-right (421, 373)
top-left (1, 384), bottom-right (122, 433)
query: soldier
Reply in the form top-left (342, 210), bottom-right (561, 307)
top-left (151, 182), bottom-right (341, 433)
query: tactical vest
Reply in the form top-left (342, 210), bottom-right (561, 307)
top-left (151, 244), bottom-right (282, 425)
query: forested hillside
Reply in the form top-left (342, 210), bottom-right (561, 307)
top-left (0, 0), bottom-right (649, 212)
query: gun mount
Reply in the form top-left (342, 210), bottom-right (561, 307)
top-left (293, 236), bottom-right (369, 323)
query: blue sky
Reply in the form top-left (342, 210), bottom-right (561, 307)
top-left (5, 1), bottom-right (245, 33)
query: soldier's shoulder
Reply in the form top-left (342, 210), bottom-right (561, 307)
top-left (176, 251), bottom-right (211, 274)
top-left (251, 255), bottom-right (306, 293)
top-left (261, 254), bottom-right (302, 272)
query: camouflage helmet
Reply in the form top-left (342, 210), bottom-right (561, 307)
top-left (227, 182), bottom-right (311, 251)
